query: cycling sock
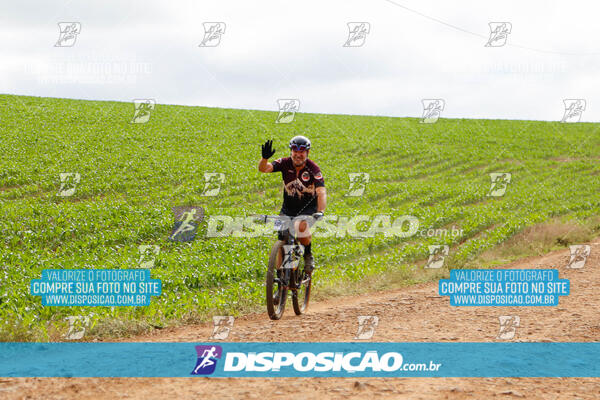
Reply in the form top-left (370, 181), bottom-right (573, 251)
top-left (304, 243), bottom-right (312, 256)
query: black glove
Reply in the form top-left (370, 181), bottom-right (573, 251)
top-left (312, 211), bottom-right (324, 221)
top-left (261, 140), bottom-right (275, 159)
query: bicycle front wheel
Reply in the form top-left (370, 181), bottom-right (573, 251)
top-left (292, 260), bottom-right (312, 315)
top-left (266, 240), bottom-right (287, 320)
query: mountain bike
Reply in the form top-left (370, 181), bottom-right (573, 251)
top-left (256, 214), bottom-right (313, 320)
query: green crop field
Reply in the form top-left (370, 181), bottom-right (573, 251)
top-left (1, 94), bottom-right (599, 341)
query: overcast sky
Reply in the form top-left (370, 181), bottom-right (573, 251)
top-left (1, 0), bottom-right (599, 121)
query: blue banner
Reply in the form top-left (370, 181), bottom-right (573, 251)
top-left (30, 269), bottom-right (162, 306)
top-left (1, 342), bottom-right (599, 377)
top-left (439, 269), bottom-right (569, 306)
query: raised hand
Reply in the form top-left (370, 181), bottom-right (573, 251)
top-left (261, 139), bottom-right (275, 159)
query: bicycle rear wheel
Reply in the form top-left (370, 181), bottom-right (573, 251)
top-left (292, 260), bottom-right (312, 315)
top-left (266, 240), bottom-right (287, 320)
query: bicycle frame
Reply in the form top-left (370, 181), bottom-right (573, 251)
top-left (258, 215), bottom-right (304, 290)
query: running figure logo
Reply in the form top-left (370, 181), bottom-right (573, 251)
top-left (561, 99), bottom-right (586, 123)
top-left (131, 99), bottom-right (155, 124)
top-left (210, 316), bottom-right (234, 340)
top-left (487, 172), bottom-right (511, 197)
top-left (421, 99), bottom-right (445, 123)
top-left (201, 173), bottom-right (225, 196)
top-left (275, 99), bottom-right (300, 124)
top-left (191, 345), bottom-right (223, 375)
top-left (425, 245), bottom-right (449, 269)
top-left (355, 316), bottom-right (379, 339)
top-left (343, 22), bottom-right (370, 47)
top-left (566, 245), bottom-right (591, 269)
top-left (496, 315), bottom-right (520, 340)
top-left (169, 206), bottom-right (204, 242)
top-left (485, 22), bottom-right (512, 47)
top-left (57, 173), bottom-right (80, 197)
top-left (55, 22), bottom-right (81, 47)
top-left (282, 244), bottom-right (304, 269)
top-left (65, 316), bottom-right (90, 340)
top-left (346, 173), bottom-right (370, 197)
top-left (138, 245), bottom-right (160, 268)
top-left (199, 22), bottom-right (226, 47)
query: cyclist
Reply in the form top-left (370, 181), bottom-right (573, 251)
top-left (258, 135), bottom-right (327, 274)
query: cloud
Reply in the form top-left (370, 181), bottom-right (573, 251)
top-left (0, 0), bottom-right (598, 121)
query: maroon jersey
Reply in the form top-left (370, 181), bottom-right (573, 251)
top-left (271, 157), bottom-right (325, 216)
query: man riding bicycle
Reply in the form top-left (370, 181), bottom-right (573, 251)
top-left (258, 135), bottom-right (327, 274)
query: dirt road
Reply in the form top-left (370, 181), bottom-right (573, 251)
top-left (3, 238), bottom-right (600, 399)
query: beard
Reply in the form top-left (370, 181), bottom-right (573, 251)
top-left (292, 158), bottom-right (306, 167)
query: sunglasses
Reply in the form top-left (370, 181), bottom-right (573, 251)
top-left (290, 144), bottom-right (309, 151)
